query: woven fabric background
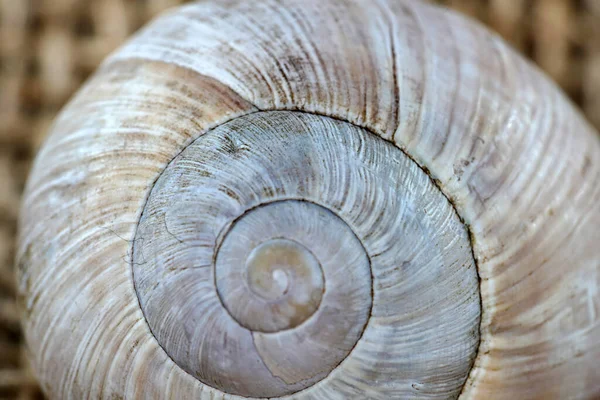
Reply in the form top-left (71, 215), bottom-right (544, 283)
top-left (1, 0), bottom-right (599, 398)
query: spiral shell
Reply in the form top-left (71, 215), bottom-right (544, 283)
top-left (16, 0), bottom-right (600, 399)
top-left (132, 110), bottom-right (479, 398)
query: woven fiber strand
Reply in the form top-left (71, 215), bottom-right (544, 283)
top-left (0, 0), bottom-right (598, 399)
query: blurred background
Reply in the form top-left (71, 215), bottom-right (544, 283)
top-left (1, 0), bottom-right (599, 398)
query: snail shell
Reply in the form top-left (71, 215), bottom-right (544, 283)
top-left (16, 0), bottom-right (600, 399)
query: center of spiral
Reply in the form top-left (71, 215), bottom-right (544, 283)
top-left (245, 239), bottom-right (320, 302)
top-left (215, 203), bottom-right (329, 333)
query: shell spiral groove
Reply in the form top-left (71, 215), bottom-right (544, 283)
top-left (132, 111), bottom-right (479, 397)
top-left (16, 0), bottom-right (600, 399)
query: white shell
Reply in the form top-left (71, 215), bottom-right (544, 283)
top-left (16, 0), bottom-right (600, 399)
top-left (132, 111), bottom-right (479, 398)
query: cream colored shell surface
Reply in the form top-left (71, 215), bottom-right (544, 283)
top-left (16, 0), bottom-right (600, 399)
top-left (132, 110), bottom-right (479, 398)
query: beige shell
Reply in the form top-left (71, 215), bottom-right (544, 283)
top-left (16, 0), bottom-right (600, 399)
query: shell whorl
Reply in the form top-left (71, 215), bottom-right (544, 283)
top-left (133, 111), bottom-right (479, 397)
top-left (16, 0), bottom-right (600, 399)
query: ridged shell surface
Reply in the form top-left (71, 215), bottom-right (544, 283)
top-left (133, 111), bottom-right (479, 398)
top-left (16, 0), bottom-right (600, 399)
